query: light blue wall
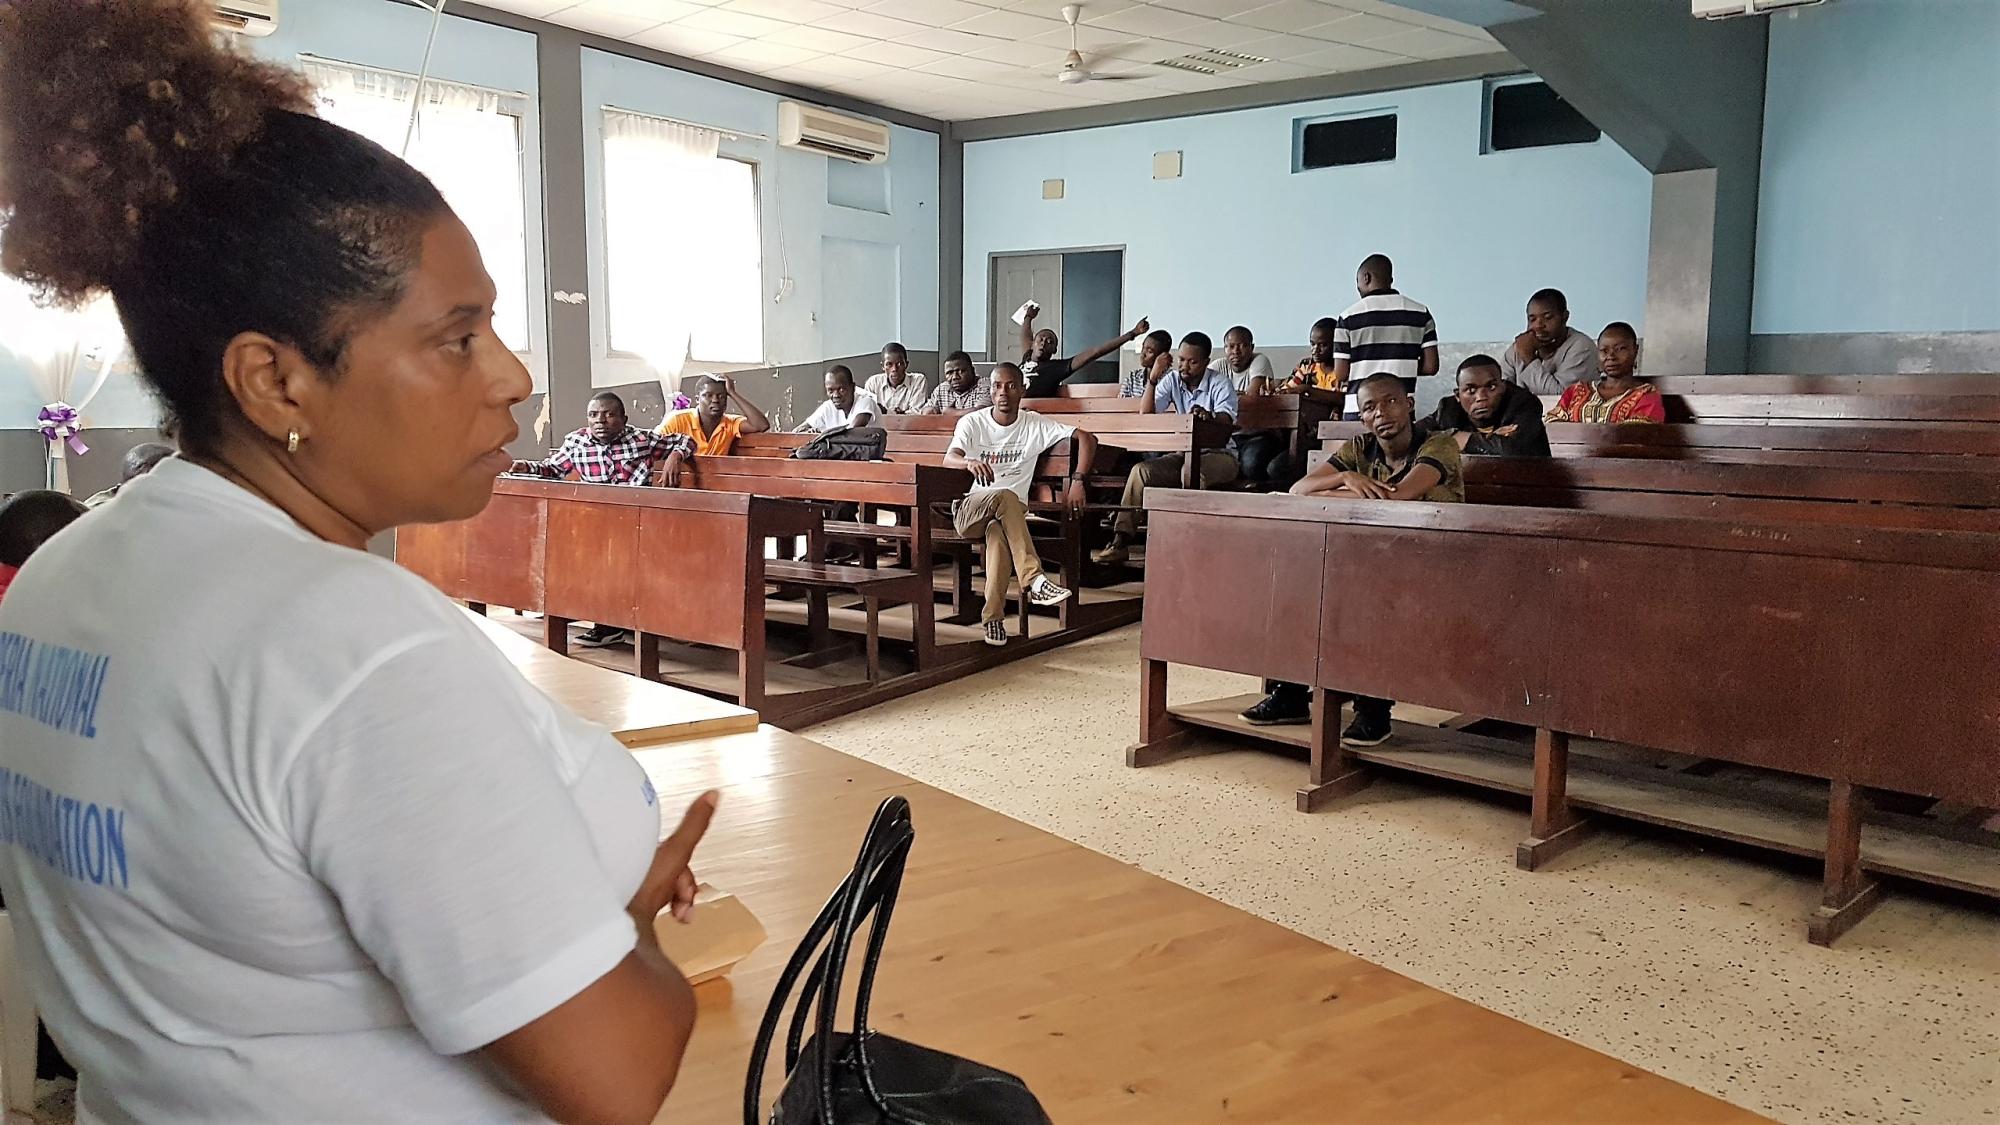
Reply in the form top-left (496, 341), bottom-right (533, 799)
top-left (1753, 0), bottom-right (2000, 335)
top-left (962, 78), bottom-right (1652, 355)
top-left (0, 0), bottom-right (542, 433)
top-left (580, 47), bottom-right (939, 386)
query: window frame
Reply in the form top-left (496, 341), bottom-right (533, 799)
top-left (1481, 76), bottom-right (1604, 155)
top-left (602, 151), bottom-right (766, 370)
top-left (1290, 107), bottom-right (1400, 174)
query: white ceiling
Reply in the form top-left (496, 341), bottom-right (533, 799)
top-left (482, 0), bottom-right (1500, 121)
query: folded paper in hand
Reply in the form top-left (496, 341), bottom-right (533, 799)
top-left (653, 883), bottom-right (767, 986)
top-left (1010, 301), bottom-right (1039, 326)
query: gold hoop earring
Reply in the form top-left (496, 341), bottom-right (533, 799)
top-left (286, 430), bottom-right (301, 454)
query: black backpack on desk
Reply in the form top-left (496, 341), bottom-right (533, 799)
top-left (791, 426), bottom-right (887, 462)
top-left (744, 796), bottom-right (1052, 1125)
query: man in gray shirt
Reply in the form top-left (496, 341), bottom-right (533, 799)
top-left (1500, 287), bottom-right (1600, 396)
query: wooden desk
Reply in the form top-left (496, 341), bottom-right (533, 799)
top-left (1129, 489), bottom-right (2000, 945)
top-left (637, 726), bottom-right (1757, 1124)
top-left (465, 610), bottom-right (756, 746)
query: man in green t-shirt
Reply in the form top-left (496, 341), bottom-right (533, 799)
top-left (1241, 372), bottom-right (1464, 738)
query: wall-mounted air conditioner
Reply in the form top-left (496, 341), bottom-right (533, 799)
top-left (1694, 0), bottom-right (1826, 19)
top-left (778, 102), bottom-right (890, 165)
top-left (212, 0), bottom-right (279, 36)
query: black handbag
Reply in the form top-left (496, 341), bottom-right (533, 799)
top-left (744, 797), bottom-right (1053, 1125)
top-left (791, 426), bottom-right (887, 462)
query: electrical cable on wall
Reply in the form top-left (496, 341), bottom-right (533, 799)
top-left (398, 0), bottom-right (448, 157)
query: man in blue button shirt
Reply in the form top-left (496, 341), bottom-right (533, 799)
top-left (1092, 331), bottom-right (1240, 565)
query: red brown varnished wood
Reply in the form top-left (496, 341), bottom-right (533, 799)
top-left (1137, 509), bottom-right (1325, 683)
top-left (1648, 374), bottom-right (2000, 395)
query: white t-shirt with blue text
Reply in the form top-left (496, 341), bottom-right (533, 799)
top-left (0, 459), bottom-right (660, 1123)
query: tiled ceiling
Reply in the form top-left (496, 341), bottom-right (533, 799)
top-left (482, 0), bottom-right (1501, 120)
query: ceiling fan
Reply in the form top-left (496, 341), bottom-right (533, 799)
top-left (1056, 4), bottom-right (1145, 84)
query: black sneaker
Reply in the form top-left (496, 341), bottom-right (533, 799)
top-left (982, 620), bottom-right (1008, 647)
top-left (1341, 710), bottom-right (1392, 747)
top-left (574, 625), bottom-right (630, 649)
top-left (1241, 692), bottom-right (1310, 726)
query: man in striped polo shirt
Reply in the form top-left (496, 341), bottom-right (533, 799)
top-left (1330, 254), bottom-right (1439, 418)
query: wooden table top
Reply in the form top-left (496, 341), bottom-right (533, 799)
top-left (467, 609), bottom-right (759, 746)
top-left (635, 726), bottom-right (1760, 1123)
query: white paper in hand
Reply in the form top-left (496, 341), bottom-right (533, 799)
top-left (1011, 301), bottom-right (1038, 326)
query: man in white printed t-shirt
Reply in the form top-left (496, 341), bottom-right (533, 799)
top-left (944, 363), bottom-right (1099, 647)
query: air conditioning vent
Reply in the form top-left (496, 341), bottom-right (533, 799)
top-left (778, 102), bottom-right (890, 165)
top-left (212, 0), bottom-right (279, 37)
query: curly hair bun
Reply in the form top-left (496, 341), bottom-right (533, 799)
top-left (0, 0), bottom-right (314, 306)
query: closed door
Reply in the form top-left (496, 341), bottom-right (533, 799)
top-left (991, 254), bottom-right (1061, 362)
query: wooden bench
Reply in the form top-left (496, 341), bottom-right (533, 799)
top-left (762, 560), bottom-right (926, 683)
top-left (1127, 489), bottom-right (2000, 946)
top-left (1648, 374), bottom-right (2000, 395)
top-left (396, 478), bottom-right (818, 715)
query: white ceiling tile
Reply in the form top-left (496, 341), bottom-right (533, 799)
top-left (763, 24), bottom-right (877, 51)
top-left (860, 0), bottom-right (992, 25)
top-left (716, 0), bottom-right (849, 21)
top-left (492, 0), bottom-right (579, 16)
top-left (1151, 0), bottom-right (1269, 17)
top-left (1099, 36), bottom-right (1203, 62)
top-left (1215, 32), bottom-right (1327, 60)
top-left (798, 54), bottom-right (900, 77)
top-left (1362, 27), bottom-right (1491, 58)
top-left (948, 8), bottom-right (1066, 38)
top-left (894, 27), bottom-right (1005, 53)
top-left (706, 39), bottom-right (826, 66)
top-left (840, 39), bottom-right (953, 66)
top-left (1227, 0), bottom-right (1352, 34)
top-left (966, 39), bottom-right (1072, 66)
top-left (1299, 10), bottom-right (1418, 42)
top-left (630, 23), bottom-right (748, 53)
top-left (673, 7), bottom-right (793, 35)
top-left (1027, 23), bottom-right (1145, 50)
top-left (1083, 4), bottom-right (1214, 37)
top-left (554, 9), bottom-right (670, 35)
top-left (999, 0), bottom-right (1139, 15)
top-left (1226, 57), bottom-right (1322, 80)
top-left (914, 56), bottom-right (1036, 81)
top-left (817, 9), bottom-right (929, 36)
top-left (1136, 67), bottom-right (1236, 91)
top-left (559, 0), bottom-right (694, 16)
top-left (1291, 41), bottom-right (1405, 68)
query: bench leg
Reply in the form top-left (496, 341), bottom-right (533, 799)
top-left (946, 552), bottom-right (979, 625)
top-left (1809, 780), bottom-right (1884, 946)
top-left (737, 641), bottom-right (765, 716)
top-left (465, 600), bottom-right (488, 616)
top-left (1125, 658), bottom-right (1208, 767)
top-left (805, 528), bottom-right (830, 649)
top-left (1517, 729), bottom-right (1595, 869)
top-left (863, 597), bottom-right (882, 684)
top-left (543, 615), bottom-right (572, 656)
top-left (1298, 688), bottom-right (1371, 812)
top-left (635, 632), bottom-right (660, 682)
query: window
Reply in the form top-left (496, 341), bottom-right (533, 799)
top-left (602, 110), bottom-right (764, 368)
top-left (1294, 111), bottom-right (1398, 172)
top-left (1486, 79), bottom-right (1601, 152)
top-left (305, 59), bottom-right (533, 354)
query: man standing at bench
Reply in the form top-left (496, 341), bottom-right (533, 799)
top-left (1092, 331), bottom-right (1239, 566)
top-left (1019, 304), bottom-right (1152, 397)
top-left (865, 342), bottom-right (930, 415)
top-left (1420, 354), bottom-right (1551, 457)
top-left (795, 365), bottom-right (878, 432)
top-left (1330, 254), bottom-right (1438, 417)
top-left (655, 375), bottom-right (771, 480)
top-left (923, 351), bottom-right (993, 414)
top-left (1240, 373), bottom-right (1463, 740)
top-left (945, 363), bottom-right (1099, 647)
top-left (511, 391), bottom-right (697, 648)
top-left (1502, 288), bottom-right (1599, 395)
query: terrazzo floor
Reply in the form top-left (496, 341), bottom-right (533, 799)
top-left (802, 625), bottom-right (2000, 1125)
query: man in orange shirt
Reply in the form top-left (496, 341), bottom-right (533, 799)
top-left (655, 375), bottom-right (771, 484)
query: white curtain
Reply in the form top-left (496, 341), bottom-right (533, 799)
top-left (602, 111), bottom-right (723, 381)
top-left (305, 60), bottom-right (531, 353)
top-left (0, 287), bottom-right (124, 493)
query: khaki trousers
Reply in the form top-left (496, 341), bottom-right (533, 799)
top-left (954, 489), bottom-right (1046, 624)
top-left (1112, 451), bottom-right (1240, 535)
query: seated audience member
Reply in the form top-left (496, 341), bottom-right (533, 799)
top-left (0, 490), bottom-right (88, 603)
top-left (1092, 332), bottom-right (1239, 565)
top-left (1421, 354), bottom-right (1552, 457)
top-left (1544, 323), bottom-right (1665, 424)
top-left (1019, 305), bottom-right (1152, 397)
top-left (1332, 255), bottom-right (1439, 397)
top-left (1502, 288), bottom-right (1600, 394)
top-left (1120, 328), bottom-right (1174, 398)
top-left (863, 342), bottom-right (929, 415)
top-left (512, 392), bottom-right (696, 648)
top-left (83, 440), bottom-right (175, 507)
top-left (1277, 317), bottom-right (1342, 393)
top-left (795, 365), bottom-right (878, 432)
top-left (656, 375), bottom-right (770, 474)
top-left (513, 391), bottom-right (696, 488)
top-left (943, 363), bottom-right (1100, 647)
top-left (1219, 325), bottom-right (1285, 484)
top-left (1241, 373), bottom-right (1465, 739)
top-left (922, 351), bottom-right (992, 414)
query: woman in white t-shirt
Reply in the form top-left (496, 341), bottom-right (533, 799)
top-left (0, 5), bottom-right (717, 1121)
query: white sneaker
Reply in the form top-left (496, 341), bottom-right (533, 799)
top-left (982, 620), bottom-right (1008, 647)
top-left (1025, 575), bottom-right (1072, 607)
top-left (574, 626), bottom-right (630, 649)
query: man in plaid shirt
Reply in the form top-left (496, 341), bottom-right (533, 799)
top-left (509, 391), bottom-right (695, 647)
top-left (512, 391), bottom-right (695, 486)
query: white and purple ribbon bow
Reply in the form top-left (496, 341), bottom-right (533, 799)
top-left (37, 402), bottom-right (88, 457)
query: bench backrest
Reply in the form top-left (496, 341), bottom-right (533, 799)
top-left (1321, 418), bottom-right (2000, 470)
top-left (1647, 374), bottom-right (2000, 396)
top-left (1662, 393), bottom-right (2000, 425)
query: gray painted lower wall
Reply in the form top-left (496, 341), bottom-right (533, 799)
top-left (568, 351), bottom-right (943, 440)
